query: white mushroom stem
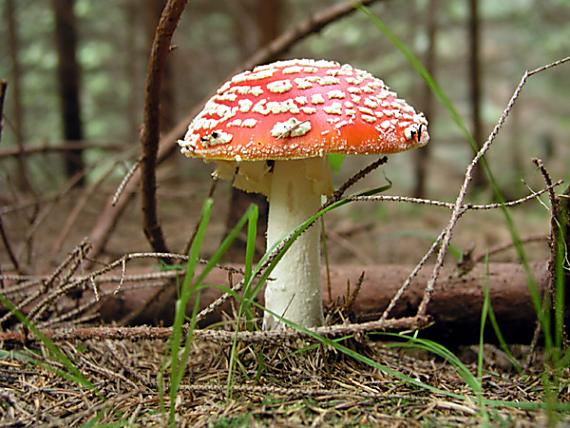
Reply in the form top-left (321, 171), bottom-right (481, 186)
top-left (263, 158), bottom-right (328, 330)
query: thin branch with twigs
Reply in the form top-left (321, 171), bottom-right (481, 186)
top-left (526, 158), bottom-right (561, 367)
top-left (416, 56), bottom-right (570, 319)
top-left (0, 315), bottom-right (429, 344)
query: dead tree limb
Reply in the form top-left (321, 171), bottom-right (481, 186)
top-left (0, 262), bottom-right (552, 344)
top-left (0, 315), bottom-right (426, 344)
top-left (140, 0), bottom-right (187, 259)
top-left (238, 0), bottom-right (382, 73)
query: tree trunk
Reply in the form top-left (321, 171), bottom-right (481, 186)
top-left (5, 0), bottom-right (31, 192)
top-left (468, 0), bottom-right (485, 188)
top-left (124, 0), bottom-right (142, 142)
top-left (413, 0), bottom-right (438, 198)
top-left (223, 0), bottom-right (285, 261)
top-left (52, 0), bottom-right (85, 186)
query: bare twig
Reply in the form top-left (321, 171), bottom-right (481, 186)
top-left (472, 234), bottom-right (548, 265)
top-left (140, 0), bottom-right (187, 259)
top-left (346, 271), bottom-right (366, 313)
top-left (27, 240), bottom-right (91, 322)
top-left (39, 282), bottom-right (166, 329)
top-left (239, 0), bottom-right (384, 73)
top-left (347, 180), bottom-right (563, 210)
top-left (0, 240), bottom-right (91, 325)
top-left (112, 158), bottom-right (140, 206)
top-left (1, 166), bottom-right (87, 217)
top-left (380, 227), bottom-right (448, 321)
top-left (183, 177), bottom-right (218, 255)
top-left (0, 141), bottom-right (125, 159)
top-left (416, 56), bottom-right (570, 318)
top-left (51, 162), bottom-right (119, 255)
top-left (0, 315), bottom-right (429, 344)
top-left (329, 156), bottom-right (388, 203)
top-left (526, 158), bottom-right (561, 366)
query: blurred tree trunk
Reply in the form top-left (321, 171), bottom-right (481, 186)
top-left (223, 0), bottom-right (285, 261)
top-left (468, 0), bottom-right (485, 188)
top-left (52, 0), bottom-right (85, 186)
top-left (5, 0), bottom-right (32, 192)
top-left (413, 0), bottom-right (438, 198)
top-left (146, 0), bottom-right (176, 133)
top-left (124, 0), bottom-right (142, 142)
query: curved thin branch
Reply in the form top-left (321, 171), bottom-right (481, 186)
top-left (140, 0), bottom-right (187, 260)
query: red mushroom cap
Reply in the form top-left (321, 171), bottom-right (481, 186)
top-left (179, 59), bottom-right (429, 161)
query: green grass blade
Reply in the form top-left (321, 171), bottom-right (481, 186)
top-left (167, 198), bottom-right (213, 425)
top-left (554, 212), bottom-right (567, 354)
top-left (0, 293), bottom-right (94, 390)
top-left (244, 204), bottom-right (259, 284)
top-left (167, 200), bottom-right (257, 424)
top-left (356, 5), bottom-right (473, 147)
top-left (327, 153), bottom-right (345, 173)
top-left (486, 300), bottom-right (522, 373)
top-left (381, 332), bottom-right (481, 394)
top-left (231, 292), bottom-right (570, 413)
top-left (478, 260), bottom-right (491, 423)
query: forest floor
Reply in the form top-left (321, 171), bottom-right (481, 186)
top-left (1, 170), bottom-right (568, 426)
top-left (2, 327), bottom-right (569, 426)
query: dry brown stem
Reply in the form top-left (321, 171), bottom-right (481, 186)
top-left (526, 158), bottom-right (562, 366)
top-left (140, 0), bottom-right (188, 259)
top-left (0, 315), bottom-right (427, 344)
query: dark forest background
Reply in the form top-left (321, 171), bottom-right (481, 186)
top-left (1, 0), bottom-right (568, 195)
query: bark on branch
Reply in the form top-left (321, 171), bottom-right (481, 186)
top-left (140, 0), bottom-right (187, 259)
top-left (91, 262), bottom-right (551, 344)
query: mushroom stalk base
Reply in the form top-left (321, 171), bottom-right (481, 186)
top-left (263, 159), bottom-right (324, 330)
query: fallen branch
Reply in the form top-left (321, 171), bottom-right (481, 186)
top-left (0, 315), bottom-right (427, 344)
top-left (0, 261), bottom-right (549, 344)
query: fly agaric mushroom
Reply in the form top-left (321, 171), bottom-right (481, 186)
top-left (178, 59), bottom-right (429, 330)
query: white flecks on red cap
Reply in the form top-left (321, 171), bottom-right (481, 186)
top-left (271, 118), bottom-right (312, 139)
top-left (178, 58), bottom-right (429, 160)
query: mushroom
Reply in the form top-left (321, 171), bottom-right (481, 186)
top-left (178, 59), bottom-right (429, 330)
